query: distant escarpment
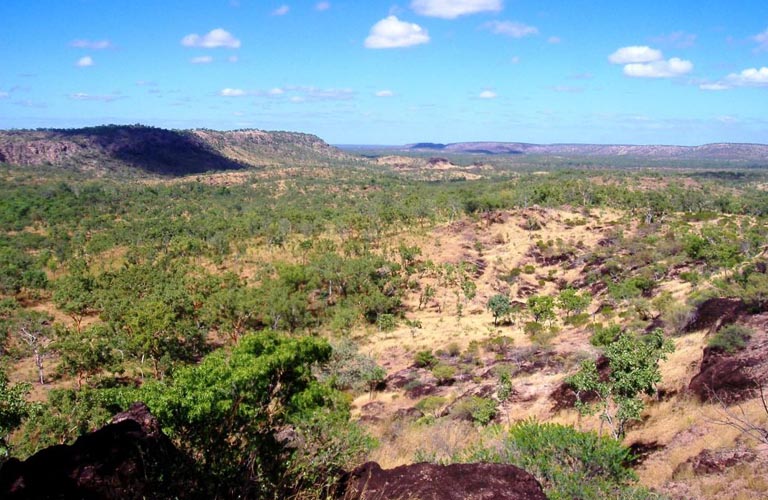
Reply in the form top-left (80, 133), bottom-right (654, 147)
top-left (0, 125), bottom-right (350, 176)
top-left (406, 141), bottom-right (768, 161)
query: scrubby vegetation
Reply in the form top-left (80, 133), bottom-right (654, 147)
top-left (3, 148), bottom-right (768, 498)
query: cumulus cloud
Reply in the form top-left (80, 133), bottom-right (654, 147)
top-left (608, 46), bottom-right (662, 64)
top-left (726, 67), bottom-right (768, 86)
top-left (315, 1), bottom-right (330, 10)
top-left (273, 5), bottom-right (290, 15)
top-left (547, 36), bottom-right (561, 44)
top-left (228, 55), bottom-right (239, 63)
top-left (365, 16), bottom-right (430, 49)
top-left (478, 90), bottom-right (497, 99)
top-left (483, 21), bottom-right (538, 38)
top-left (623, 58), bottom-right (693, 78)
top-left (75, 56), bottom-right (94, 67)
top-left (181, 28), bottom-right (241, 48)
top-left (70, 39), bottom-right (113, 50)
top-left (375, 90), bottom-right (394, 97)
top-left (411, 0), bottom-right (502, 19)
top-left (219, 88), bottom-right (247, 97)
top-left (753, 28), bottom-right (768, 52)
top-left (268, 87), bottom-right (285, 95)
top-left (190, 55), bottom-right (214, 64)
top-left (0, 91), bottom-right (9, 99)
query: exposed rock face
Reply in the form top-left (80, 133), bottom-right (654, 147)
top-left (684, 298), bottom-right (746, 333)
top-left (342, 461), bottom-right (547, 500)
top-left (0, 402), bottom-right (198, 500)
top-left (689, 315), bottom-right (768, 404)
top-left (676, 448), bottom-right (756, 476)
top-left (0, 125), bottom-right (349, 175)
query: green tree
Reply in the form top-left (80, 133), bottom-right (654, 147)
top-left (142, 331), bottom-right (364, 498)
top-left (52, 273), bottom-right (97, 332)
top-left (487, 294), bottom-right (511, 326)
top-left (528, 295), bottom-right (556, 325)
top-left (55, 323), bottom-right (123, 387)
top-left (568, 329), bottom-right (674, 439)
top-left (0, 369), bottom-right (34, 459)
top-left (556, 288), bottom-right (591, 318)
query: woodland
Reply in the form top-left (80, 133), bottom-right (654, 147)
top-left (2, 134), bottom-right (768, 499)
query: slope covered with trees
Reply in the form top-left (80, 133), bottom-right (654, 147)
top-left (2, 144), bottom-right (768, 498)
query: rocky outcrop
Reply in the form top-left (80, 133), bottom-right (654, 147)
top-left (684, 298), bottom-right (746, 333)
top-left (675, 448), bottom-right (756, 476)
top-left (0, 125), bottom-right (350, 175)
top-left (689, 315), bottom-right (768, 404)
top-left (0, 402), bottom-right (199, 500)
top-left (342, 461), bottom-right (547, 500)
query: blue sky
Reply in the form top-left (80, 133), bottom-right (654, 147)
top-left (1, 0), bottom-right (767, 145)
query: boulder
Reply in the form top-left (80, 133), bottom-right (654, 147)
top-left (342, 461), bottom-right (546, 500)
top-left (0, 402), bottom-right (199, 500)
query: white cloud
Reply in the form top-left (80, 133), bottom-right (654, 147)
top-left (623, 57), bottom-right (693, 78)
top-left (315, 1), bottom-right (330, 10)
top-left (726, 67), bottom-right (768, 87)
top-left (365, 16), bottom-right (430, 49)
top-left (68, 92), bottom-right (122, 102)
top-left (753, 28), bottom-right (768, 52)
top-left (75, 56), bottom-right (94, 67)
top-left (484, 21), bottom-right (538, 38)
top-left (290, 96), bottom-right (305, 103)
top-left (411, 0), bottom-right (502, 19)
top-left (375, 90), bottom-right (394, 97)
top-left (190, 55), bottom-right (214, 64)
top-left (551, 85), bottom-right (583, 93)
top-left (273, 5), bottom-right (290, 15)
top-left (608, 46), bottom-right (662, 64)
top-left (699, 83), bottom-right (729, 91)
top-left (70, 39), bottom-right (113, 50)
top-left (0, 91), bottom-right (9, 99)
top-left (219, 88), bottom-right (247, 97)
top-left (181, 28), bottom-right (241, 48)
top-left (510, 55), bottom-right (520, 64)
top-left (269, 87), bottom-right (285, 95)
top-left (478, 90), bottom-right (497, 99)
top-left (228, 55), bottom-right (239, 63)
top-left (547, 36), bottom-right (561, 44)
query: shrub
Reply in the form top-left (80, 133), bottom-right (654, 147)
top-left (414, 350), bottom-right (438, 368)
top-left (590, 323), bottom-right (622, 347)
top-left (708, 324), bottom-right (754, 354)
top-left (446, 342), bottom-right (461, 357)
top-left (564, 312), bottom-right (590, 327)
top-left (415, 396), bottom-right (447, 417)
top-left (464, 421), bottom-right (655, 500)
top-left (452, 396), bottom-right (497, 425)
top-left (431, 364), bottom-right (456, 385)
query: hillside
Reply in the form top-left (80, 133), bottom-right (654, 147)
top-left (404, 141), bottom-right (768, 161)
top-left (0, 125), bottom-right (351, 176)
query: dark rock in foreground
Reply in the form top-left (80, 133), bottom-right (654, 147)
top-left (342, 461), bottom-right (546, 500)
top-left (0, 402), bottom-right (198, 500)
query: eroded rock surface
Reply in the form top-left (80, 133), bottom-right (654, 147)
top-left (342, 461), bottom-right (547, 500)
